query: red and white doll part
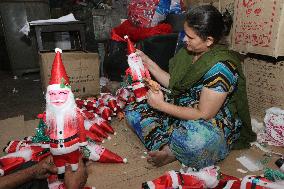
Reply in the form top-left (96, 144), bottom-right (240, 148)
top-left (124, 35), bottom-right (150, 102)
top-left (43, 48), bottom-right (87, 174)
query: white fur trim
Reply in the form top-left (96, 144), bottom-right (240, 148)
top-left (71, 163), bottom-right (78, 171)
top-left (132, 82), bottom-right (146, 90)
top-left (240, 175), bottom-right (252, 189)
top-left (50, 144), bottom-right (79, 155)
top-left (4, 141), bottom-right (14, 153)
top-left (186, 166), bottom-right (219, 188)
top-left (146, 181), bottom-right (155, 189)
top-left (48, 181), bottom-right (64, 188)
top-left (41, 143), bottom-right (50, 148)
top-left (3, 148), bottom-right (32, 161)
top-left (55, 48), bottom-right (62, 53)
top-left (0, 169), bottom-right (4, 176)
top-left (16, 141), bottom-right (23, 151)
top-left (223, 180), bottom-right (236, 189)
top-left (89, 154), bottom-right (100, 161)
top-left (57, 166), bottom-right (65, 174)
top-left (136, 96), bottom-right (147, 102)
top-left (124, 35), bottom-right (128, 39)
top-left (47, 84), bottom-right (71, 91)
top-left (84, 120), bottom-right (93, 130)
top-left (169, 170), bottom-right (179, 188)
top-left (79, 142), bottom-right (88, 146)
top-left (123, 158), bottom-right (127, 163)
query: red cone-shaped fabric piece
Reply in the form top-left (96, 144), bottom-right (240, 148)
top-left (142, 171), bottom-right (205, 189)
top-left (49, 48), bottom-right (70, 85)
top-left (214, 173), bottom-right (241, 189)
top-left (95, 117), bottom-right (114, 134)
top-left (0, 157), bottom-right (26, 176)
top-left (3, 140), bottom-right (23, 153)
top-left (89, 123), bottom-right (109, 139)
top-left (85, 130), bottom-right (103, 143)
top-left (30, 146), bottom-right (51, 162)
top-left (124, 35), bottom-right (135, 55)
top-left (98, 148), bottom-right (126, 163)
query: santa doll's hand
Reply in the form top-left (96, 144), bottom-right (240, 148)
top-left (64, 157), bottom-right (88, 189)
top-left (31, 155), bottom-right (57, 179)
top-left (147, 90), bottom-right (165, 110)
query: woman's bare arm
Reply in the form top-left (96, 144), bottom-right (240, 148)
top-left (147, 87), bottom-right (228, 120)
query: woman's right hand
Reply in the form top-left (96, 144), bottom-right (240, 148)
top-left (137, 49), bottom-right (170, 87)
top-left (136, 49), bottom-right (154, 68)
top-left (32, 155), bottom-right (58, 179)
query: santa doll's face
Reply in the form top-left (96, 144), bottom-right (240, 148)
top-left (129, 53), bottom-right (141, 63)
top-left (48, 89), bottom-right (70, 106)
top-left (46, 87), bottom-right (76, 128)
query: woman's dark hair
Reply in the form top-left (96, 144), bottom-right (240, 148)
top-left (185, 5), bottom-right (233, 43)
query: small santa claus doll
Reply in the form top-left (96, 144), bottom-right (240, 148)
top-left (42, 48), bottom-right (87, 175)
top-left (124, 35), bottom-right (150, 102)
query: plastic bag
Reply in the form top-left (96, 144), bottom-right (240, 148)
top-left (258, 107), bottom-right (284, 146)
top-left (128, 0), bottom-right (170, 28)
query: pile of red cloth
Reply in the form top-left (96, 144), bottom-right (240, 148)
top-left (111, 19), bottom-right (172, 42)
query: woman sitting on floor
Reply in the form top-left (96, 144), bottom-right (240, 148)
top-left (124, 5), bottom-right (256, 169)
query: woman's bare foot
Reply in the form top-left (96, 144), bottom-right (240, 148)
top-left (146, 145), bottom-right (176, 167)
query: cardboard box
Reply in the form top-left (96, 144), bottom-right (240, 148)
top-left (39, 51), bottom-right (100, 98)
top-left (219, 0), bottom-right (235, 14)
top-left (183, 0), bottom-right (220, 9)
top-left (231, 0), bottom-right (284, 57)
top-left (243, 56), bottom-right (284, 120)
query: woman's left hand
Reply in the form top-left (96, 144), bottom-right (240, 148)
top-left (32, 155), bottom-right (58, 179)
top-left (147, 90), bottom-right (165, 110)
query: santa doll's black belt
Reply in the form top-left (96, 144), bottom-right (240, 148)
top-left (50, 134), bottom-right (78, 144)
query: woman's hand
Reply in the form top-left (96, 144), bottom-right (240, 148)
top-left (147, 89), bottom-right (165, 110)
top-left (136, 49), bottom-right (171, 87)
top-left (136, 49), bottom-right (153, 68)
top-left (32, 155), bottom-right (58, 179)
top-left (64, 157), bottom-right (88, 189)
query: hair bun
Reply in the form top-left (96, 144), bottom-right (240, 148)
top-left (222, 9), bottom-right (233, 36)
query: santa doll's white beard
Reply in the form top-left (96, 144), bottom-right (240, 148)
top-left (45, 92), bottom-right (77, 131)
top-left (128, 53), bottom-right (144, 80)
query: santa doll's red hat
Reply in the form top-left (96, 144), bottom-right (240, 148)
top-left (98, 148), bottom-right (127, 163)
top-left (48, 48), bottom-right (70, 88)
top-left (124, 35), bottom-right (136, 55)
top-left (85, 143), bottom-right (127, 164)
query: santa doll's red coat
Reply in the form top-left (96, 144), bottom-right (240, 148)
top-left (41, 109), bottom-right (87, 155)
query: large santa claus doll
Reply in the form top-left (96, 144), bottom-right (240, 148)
top-left (42, 48), bottom-right (87, 175)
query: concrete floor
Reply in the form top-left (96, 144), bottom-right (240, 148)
top-left (1, 70), bottom-right (284, 189)
top-left (0, 70), bottom-right (45, 120)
